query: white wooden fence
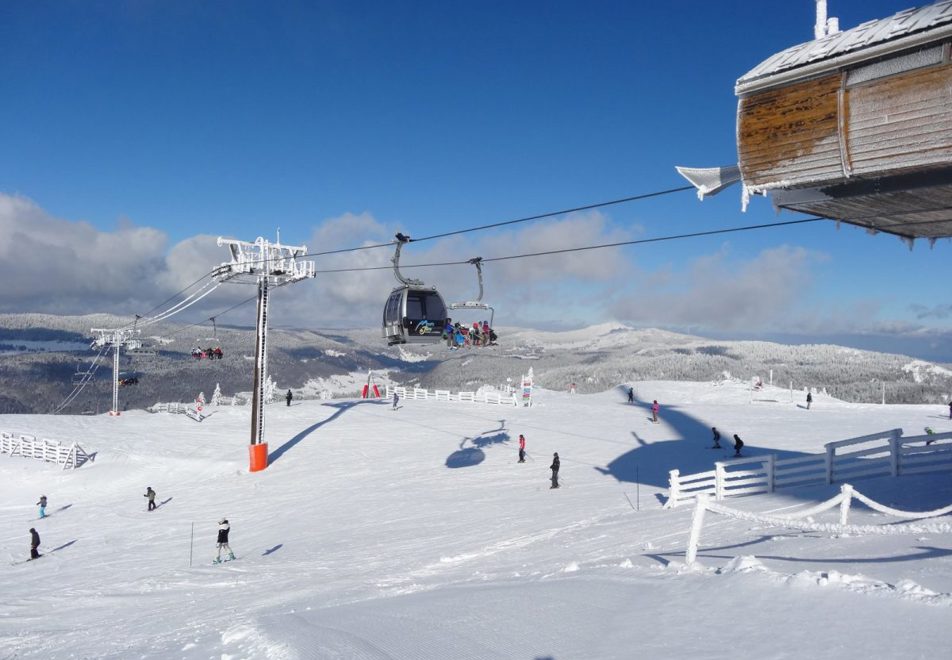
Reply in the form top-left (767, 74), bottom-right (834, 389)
top-left (684, 484), bottom-right (952, 565)
top-left (386, 386), bottom-right (518, 407)
top-left (148, 402), bottom-right (209, 421)
top-left (0, 430), bottom-right (93, 470)
top-left (666, 428), bottom-right (952, 508)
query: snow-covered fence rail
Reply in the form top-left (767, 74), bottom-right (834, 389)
top-left (684, 485), bottom-right (952, 565)
top-left (0, 430), bottom-right (93, 470)
top-left (386, 386), bottom-right (517, 407)
top-left (666, 428), bottom-right (952, 508)
top-left (148, 402), bottom-right (190, 414)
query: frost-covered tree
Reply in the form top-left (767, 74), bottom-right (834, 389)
top-left (265, 375), bottom-right (276, 404)
top-left (211, 383), bottom-right (223, 406)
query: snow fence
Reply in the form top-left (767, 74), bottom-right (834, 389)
top-left (0, 430), bottom-right (93, 470)
top-left (685, 484), bottom-right (952, 565)
top-left (667, 428), bottom-right (952, 508)
top-left (385, 385), bottom-right (518, 407)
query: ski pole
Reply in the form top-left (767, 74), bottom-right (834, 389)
top-left (188, 522), bottom-right (194, 568)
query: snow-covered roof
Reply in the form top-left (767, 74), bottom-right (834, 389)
top-left (736, 1), bottom-right (952, 94)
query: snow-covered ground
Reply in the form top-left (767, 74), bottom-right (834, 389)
top-left (2, 380), bottom-right (951, 659)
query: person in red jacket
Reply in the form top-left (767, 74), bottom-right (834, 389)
top-left (518, 434), bottom-right (526, 463)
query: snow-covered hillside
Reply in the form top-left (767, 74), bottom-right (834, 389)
top-left (2, 380), bottom-right (951, 658)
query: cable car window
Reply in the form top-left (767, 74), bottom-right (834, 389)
top-left (406, 293), bottom-right (425, 319)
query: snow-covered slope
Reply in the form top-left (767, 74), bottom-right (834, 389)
top-left (1, 381), bottom-right (952, 658)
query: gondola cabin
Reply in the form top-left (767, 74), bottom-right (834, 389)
top-left (738, 1), bottom-right (952, 240)
top-left (382, 286), bottom-right (448, 345)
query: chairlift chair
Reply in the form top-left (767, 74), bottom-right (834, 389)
top-left (381, 234), bottom-right (448, 345)
top-left (448, 256), bottom-right (495, 329)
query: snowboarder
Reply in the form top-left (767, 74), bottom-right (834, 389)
top-left (550, 452), bottom-right (560, 489)
top-left (29, 528), bottom-right (41, 560)
top-left (36, 495), bottom-right (47, 519)
top-left (518, 434), bottom-right (526, 463)
top-left (392, 391), bottom-right (399, 410)
top-left (651, 400), bottom-right (660, 423)
top-left (215, 518), bottom-right (235, 563)
top-left (285, 389), bottom-right (293, 407)
top-left (144, 487), bottom-right (156, 512)
top-left (806, 392), bottom-right (812, 410)
top-left (711, 427), bottom-right (721, 449)
top-left (925, 426), bottom-right (936, 446)
top-left (733, 434), bottom-right (744, 457)
top-left (627, 388), bottom-right (634, 404)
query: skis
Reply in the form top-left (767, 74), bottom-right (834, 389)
top-left (11, 556), bottom-right (42, 566)
top-left (212, 556), bottom-right (237, 565)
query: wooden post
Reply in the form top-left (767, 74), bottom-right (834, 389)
top-left (666, 469), bottom-right (680, 508)
top-left (889, 429), bottom-right (901, 477)
top-left (685, 494), bottom-right (709, 565)
top-left (766, 454), bottom-right (775, 493)
top-left (715, 462), bottom-right (726, 501)
top-left (839, 484), bottom-right (853, 525)
top-left (825, 444), bottom-right (835, 484)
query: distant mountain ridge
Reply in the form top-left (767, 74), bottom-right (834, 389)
top-left (0, 313), bottom-right (950, 413)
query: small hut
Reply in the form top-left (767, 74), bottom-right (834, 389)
top-left (681, 1), bottom-right (952, 242)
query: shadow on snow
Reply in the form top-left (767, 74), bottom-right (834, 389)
top-left (445, 420), bottom-right (510, 469)
top-left (269, 400), bottom-right (383, 464)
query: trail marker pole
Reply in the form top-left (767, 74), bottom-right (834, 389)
top-left (189, 522), bottom-right (194, 568)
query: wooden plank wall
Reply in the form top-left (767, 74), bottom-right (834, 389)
top-left (847, 63), bottom-right (952, 177)
top-left (738, 74), bottom-right (842, 188)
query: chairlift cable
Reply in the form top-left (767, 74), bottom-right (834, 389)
top-left (311, 216), bottom-right (827, 274)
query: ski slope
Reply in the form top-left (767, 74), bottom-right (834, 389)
top-left (1, 380), bottom-right (951, 659)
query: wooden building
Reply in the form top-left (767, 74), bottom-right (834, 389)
top-left (682, 1), bottom-right (952, 242)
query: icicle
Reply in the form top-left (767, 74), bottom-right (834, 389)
top-left (928, 237), bottom-right (937, 250)
top-left (899, 235), bottom-right (914, 251)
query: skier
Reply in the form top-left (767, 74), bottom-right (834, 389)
top-left (711, 427), bottom-right (721, 449)
top-left (392, 391), bottom-right (400, 410)
top-left (518, 434), bottom-right (526, 463)
top-left (627, 388), bottom-right (634, 404)
top-left (144, 487), bottom-right (156, 511)
top-left (550, 452), bottom-right (560, 489)
top-left (806, 392), bottom-right (812, 410)
top-left (733, 434), bottom-right (744, 457)
top-left (215, 518), bottom-right (235, 563)
top-left (925, 426), bottom-right (936, 446)
top-left (286, 389), bottom-right (293, 407)
top-left (651, 400), bottom-right (660, 423)
top-left (29, 527), bottom-right (41, 560)
top-left (444, 318), bottom-right (455, 348)
top-left (36, 495), bottom-right (47, 519)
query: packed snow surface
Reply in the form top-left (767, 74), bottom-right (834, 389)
top-left (2, 379), bottom-right (951, 659)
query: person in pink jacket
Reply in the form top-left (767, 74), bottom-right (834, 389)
top-left (651, 400), bottom-right (660, 423)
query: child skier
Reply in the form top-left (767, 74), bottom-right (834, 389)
top-left (733, 434), bottom-right (744, 456)
top-left (651, 400), bottom-right (660, 423)
top-left (518, 434), bottom-right (526, 463)
top-left (144, 487), bottom-right (156, 511)
top-left (215, 519), bottom-right (235, 563)
top-left (550, 452), bottom-right (560, 489)
top-left (36, 495), bottom-right (47, 519)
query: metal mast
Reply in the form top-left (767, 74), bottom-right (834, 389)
top-left (90, 328), bottom-right (141, 416)
top-left (214, 235), bottom-right (315, 472)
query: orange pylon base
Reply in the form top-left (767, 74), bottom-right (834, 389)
top-left (108, 411), bottom-right (121, 417)
top-left (249, 443), bottom-right (269, 472)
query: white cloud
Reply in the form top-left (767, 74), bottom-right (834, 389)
top-left (612, 245), bottom-right (824, 331)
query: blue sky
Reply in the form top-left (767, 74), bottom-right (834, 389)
top-left (2, 1), bottom-right (951, 360)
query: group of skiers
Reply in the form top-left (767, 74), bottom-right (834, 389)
top-left (710, 427), bottom-right (744, 456)
top-left (515, 434), bottom-right (560, 488)
top-left (191, 346), bottom-right (223, 360)
top-left (443, 319), bottom-right (497, 349)
top-left (25, 488), bottom-right (234, 564)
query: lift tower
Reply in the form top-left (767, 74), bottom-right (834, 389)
top-left (214, 235), bottom-right (315, 472)
top-left (90, 328), bottom-right (141, 416)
